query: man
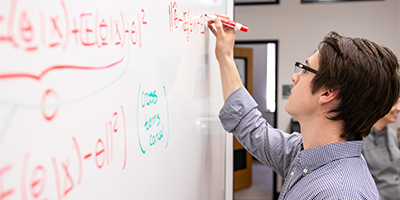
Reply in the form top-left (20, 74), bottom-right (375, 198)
top-left (208, 16), bottom-right (400, 199)
top-left (363, 99), bottom-right (400, 200)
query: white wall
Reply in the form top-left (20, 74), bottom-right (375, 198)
top-left (235, 0), bottom-right (400, 132)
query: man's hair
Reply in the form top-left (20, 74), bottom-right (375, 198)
top-left (312, 31), bottom-right (400, 141)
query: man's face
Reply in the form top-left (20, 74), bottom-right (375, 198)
top-left (285, 51), bottom-right (320, 121)
top-left (381, 99), bottom-right (400, 124)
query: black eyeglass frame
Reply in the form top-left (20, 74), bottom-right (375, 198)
top-left (295, 62), bottom-right (318, 74)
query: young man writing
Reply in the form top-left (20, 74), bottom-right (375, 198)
top-left (208, 16), bottom-right (400, 199)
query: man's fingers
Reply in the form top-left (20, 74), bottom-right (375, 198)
top-left (207, 14), bottom-right (234, 36)
top-left (213, 17), bottom-right (224, 33)
top-left (207, 20), bottom-right (217, 36)
top-left (215, 14), bottom-right (231, 21)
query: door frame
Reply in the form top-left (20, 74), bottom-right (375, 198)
top-left (233, 47), bottom-right (254, 191)
top-left (234, 40), bottom-right (279, 200)
top-left (235, 40), bottom-right (278, 128)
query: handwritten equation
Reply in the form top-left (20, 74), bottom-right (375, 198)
top-left (0, 0), bottom-right (148, 51)
top-left (0, 0), bottom-right (216, 199)
top-left (0, 1), bottom-right (207, 121)
top-left (0, 106), bottom-right (127, 200)
top-left (0, 0), bottom-right (207, 53)
top-left (168, 2), bottom-right (206, 42)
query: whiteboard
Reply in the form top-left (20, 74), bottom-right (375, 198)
top-left (0, 0), bottom-right (231, 199)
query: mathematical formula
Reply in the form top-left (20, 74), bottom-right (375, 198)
top-left (0, 0), bottom-right (215, 199)
top-left (0, 0), bottom-right (206, 53)
top-left (168, 2), bottom-right (206, 42)
top-left (0, 106), bottom-right (127, 200)
top-left (0, 0), bottom-right (148, 51)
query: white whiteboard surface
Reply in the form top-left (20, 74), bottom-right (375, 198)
top-left (0, 0), bottom-right (230, 199)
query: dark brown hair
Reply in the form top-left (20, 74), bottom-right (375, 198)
top-left (312, 31), bottom-right (400, 141)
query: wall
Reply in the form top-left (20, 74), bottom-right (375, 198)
top-left (235, 0), bottom-right (400, 132)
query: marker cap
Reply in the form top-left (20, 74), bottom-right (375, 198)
top-left (240, 25), bottom-right (248, 32)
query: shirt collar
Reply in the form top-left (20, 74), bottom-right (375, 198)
top-left (298, 140), bottom-right (363, 173)
top-left (371, 127), bottom-right (387, 137)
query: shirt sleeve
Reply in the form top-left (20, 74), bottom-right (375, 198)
top-left (219, 86), bottom-right (303, 178)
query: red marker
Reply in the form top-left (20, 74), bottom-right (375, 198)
top-left (205, 14), bottom-right (249, 32)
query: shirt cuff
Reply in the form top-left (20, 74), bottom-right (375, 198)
top-left (218, 86), bottom-right (258, 132)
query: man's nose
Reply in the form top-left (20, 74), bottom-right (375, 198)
top-left (394, 104), bottom-right (400, 111)
top-left (292, 73), bottom-right (300, 85)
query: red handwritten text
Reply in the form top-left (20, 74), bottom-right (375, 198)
top-left (0, 0), bottom-right (148, 51)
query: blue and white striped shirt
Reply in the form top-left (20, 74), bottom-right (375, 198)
top-left (219, 87), bottom-right (380, 199)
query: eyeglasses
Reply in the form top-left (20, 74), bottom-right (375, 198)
top-left (294, 62), bottom-right (318, 74)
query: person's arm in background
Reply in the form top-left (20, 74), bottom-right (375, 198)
top-left (207, 16), bottom-right (243, 101)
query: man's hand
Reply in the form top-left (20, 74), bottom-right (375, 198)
top-left (207, 15), bottom-right (237, 61)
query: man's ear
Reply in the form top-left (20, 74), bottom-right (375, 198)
top-left (319, 88), bottom-right (339, 105)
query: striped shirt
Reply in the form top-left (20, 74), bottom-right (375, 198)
top-left (219, 87), bottom-right (381, 199)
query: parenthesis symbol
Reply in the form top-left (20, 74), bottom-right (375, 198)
top-left (95, 9), bottom-right (101, 48)
top-left (137, 85), bottom-right (146, 154)
top-left (71, 137), bottom-right (82, 184)
top-left (120, 105), bottom-right (127, 169)
top-left (120, 12), bottom-right (125, 47)
top-left (60, 0), bottom-right (69, 50)
top-left (163, 85), bottom-right (169, 148)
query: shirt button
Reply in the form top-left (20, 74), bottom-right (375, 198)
top-left (303, 169), bottom-right (308, 173)
top-left (291, 172), bottom-right (294, 176)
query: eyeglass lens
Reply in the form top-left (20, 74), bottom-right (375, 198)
top-left (294, 65), bottom-right (303, 74)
